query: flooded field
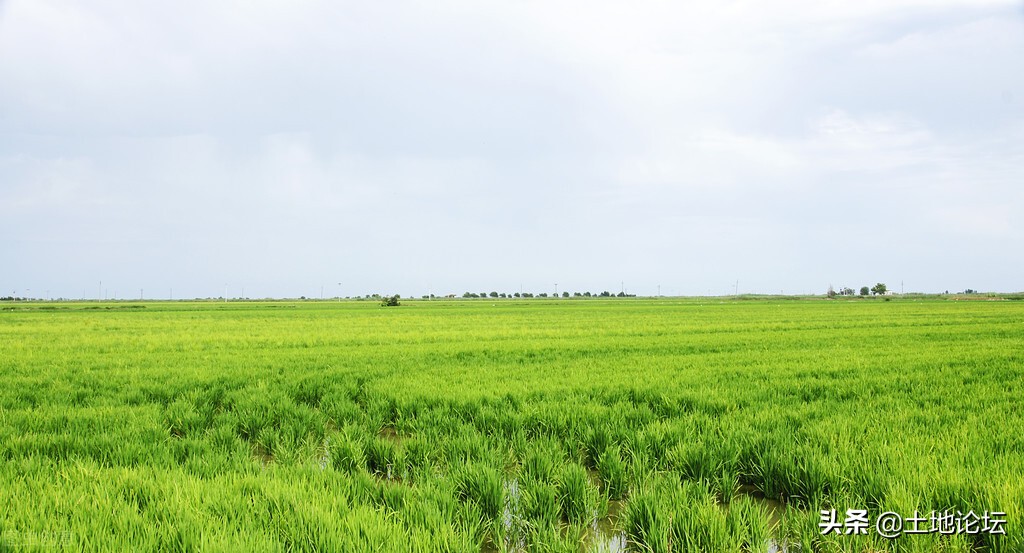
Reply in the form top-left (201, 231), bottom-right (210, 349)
top-left (0, 298), bottom-right (1021, 551)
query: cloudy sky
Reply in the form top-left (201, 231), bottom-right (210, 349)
top-left (2, 1), bottom-right (1022, 299)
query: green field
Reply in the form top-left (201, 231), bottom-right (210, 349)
top-left (1, 298), bottom-right (1021, 552)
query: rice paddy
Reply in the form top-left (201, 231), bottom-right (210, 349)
top-left (1, 297), bottom-right (1021, 551)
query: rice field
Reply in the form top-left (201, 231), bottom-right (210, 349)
top-left (0, 297), bottom-right (1021, 552)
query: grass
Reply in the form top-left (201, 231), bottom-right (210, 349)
top-left (0, 297), bottom-right (1021, 551)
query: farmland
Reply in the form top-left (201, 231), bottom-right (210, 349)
top-left (0, 298), bottom-right (1021, 552)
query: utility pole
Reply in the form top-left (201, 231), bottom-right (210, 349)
top-left (657, 284), bottom-right (661, 297)
top-left (554, 283), bottom-right (558, 297)
top-left (99, 280), bottom-right (102, 301)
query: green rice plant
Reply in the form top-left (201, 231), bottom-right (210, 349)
top-left (527, 521), bottom-right (580, 553)
top-left (663, 479), bottom-right (735, 552)
top-left (557, 463), bottom-right (597, 525)
top-left (620, 437), bottom-right (657, 487)
top-left (668, 507), bottom-right (732, 553)
top-left (288, 375), bottom-right (328, 409)
top-left (792, 454), bottom-right (835, 507)
top-left (365, 437), bottom-right (398, 477)
top-left (668, 440), bottom-right (722, 485)
top-left (320, 393), bottom-right (363, 427)
top-left (845, 450), bottom-right (890, 511)
top-left (164, 396), bottom-right (204, 439)
top-left (716, 463), bottom-right (739, 505)
top-left (583, 426), bottom-right (612, 468)
top-left (334, 505), bottom-right (408, 551)
top-left (402, 436), bottom-right (438, 478)
top-left (254, 425), bottom-right (279, 460)
top-left (641, 423), bottom-right (673, 469)
top-left (788, 503), bottom-right (825, 553)
top-left (749, 446), bottom-right (789, 501)
top-left (773, 503), bottom-right (804, 553)
top-left (331, 428), bottom-right (365, 472)
top-left (378, 479), bottom-right (408, 513)
top-left (445, 429), bottom-right (491, 464)
top-left (623, 483), bottom-right (669, 553)
top-left (494, 477), bottom-right (531, 551)
top-left (453, 462), bottom-right (504, 520)
top-left (207, 421), bottom-right (244, 454)
top-left (725, 495), bottom-right (771, 552)
top-left (506, 428), bottom-right (529, 465)
top-left (522, 443), bottom-right (560, 483)
top-left (521, 478), bottom-right (560, 529)
top-left (1, 298), bottom-right (1021, 550)
top-left (596, 444), bottom-right (628, 500)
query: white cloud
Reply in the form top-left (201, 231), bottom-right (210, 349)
top-left (1, 0), bottom-right (1022, 296)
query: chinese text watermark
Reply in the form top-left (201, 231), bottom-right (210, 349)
top-left (820, 509), bottom-right (1006, 539)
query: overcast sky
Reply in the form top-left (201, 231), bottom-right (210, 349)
top-left (2, 1), bottom-right (1022, 299)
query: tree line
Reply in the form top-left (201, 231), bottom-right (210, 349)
top-left (454, 291), bottom-right (636, 299)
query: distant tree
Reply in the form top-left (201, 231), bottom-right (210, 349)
top-left (859, 286), bottom-right (870, 296)
top-left (871, 283), bottom-right (887, 296)
top-left (380, 294), bottom-right (401, 307)
top-left (827, 285), bottom-right (836, 298)
top-left (562, 291), bottom-right (569, 298)
top-left (842, 287), bottom-right (854, 296)
top-left (616, 291), bottom-right (626, 297)
top-left (584, 291), bottom-right (592, 297)
top-left (514, 292), bottom-right (520, 298)
top-left (573, 292), bottom-right (582, 297)
top-left (489, 291), bottom-right (499, 298)
top-left (539, 292), bottom-right (548, 297)
top-left (499, 293), bottom-right (506, 298)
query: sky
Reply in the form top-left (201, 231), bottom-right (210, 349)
top-left (2, 1), bottom-right (1022, 299)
